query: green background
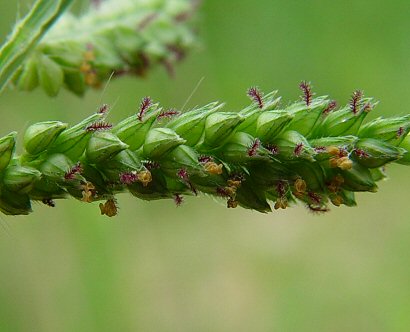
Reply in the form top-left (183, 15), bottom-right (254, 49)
top-left (1, 0), bottom-right (410, 331)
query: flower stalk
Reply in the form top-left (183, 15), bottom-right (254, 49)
top-left (0, 83), bottom-right (409, 216)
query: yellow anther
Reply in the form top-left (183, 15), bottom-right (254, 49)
top-left (328, 174), bottom-right (345, 193)
top-left (334, 174), bottom-right (345, 185)
top-left (227, 179), bottom-right (241, 188)
top-left (224, 186), bottom-right (237, 197)
top-left (82, 190), bottom-right (93, 202)
top-left (329, 157), bottom-right (340, 168)
top-left (80, 61), bottom-right (92, 73)
top-left (204, 162), bottom-right (223, 175)
top-left (85, 71), bottom-right (99, 87)
top-left (99, 198), bottom-right (118, 217)
top-left (274, 197), bottom-right (288, 210)
top-left (294, 178), bottom-right (307, 193)
top-left (327, 183), bottom-right (338, 193)
top-left (137, 170), bottom-right (152, 187)
top-left (81, 182), bottom-right (95, 203)
top-left (326, 146), bottom-right (340, 156)
top-left (338, 157), bottom-right (353, 170)
top-left (84, 50), bottom-right (96, 62)
top-left (293, 191), bottom-right (305, 199)
top-left (330, 195), bottom-right (344, 207)
top-left (227, 198), bottom-right (238, 208)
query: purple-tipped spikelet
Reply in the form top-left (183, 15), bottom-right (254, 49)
top-left (157, 109), bottom-right (180, 121)
top-left (299, 81), bottom-right (314, 106)
top-left (1, 82), bottom-right (410, 216)
top-left (247, 139), bottom-right (261, 157)
top-left (98, 104), bottom-right (110, 115)
top-left (138, 97), bottom-right (153, 121)
top-left (174, 194), bottom-right (184, 206)
top-left (247, 87), bottom-right (264, 109)
top-left (350, 90), bottom-right (363, 114)
top-left (86, 122), bottom-right (113, 132)
top-left (323, 100), bottom-right (337, 115)
top-left (64, 162), bottom-right (83, 180)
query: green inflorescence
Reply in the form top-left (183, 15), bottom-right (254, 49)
top-left (1, 83), bottom-right (410, 216)
top-left (11, 0), bottom-right (199, 96)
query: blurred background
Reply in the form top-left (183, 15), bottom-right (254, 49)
top-left (1, 0), bottom-right (410, 331)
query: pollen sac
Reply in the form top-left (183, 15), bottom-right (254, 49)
top-left (310, 136), bottom-right (358, 161)
top-left (274, 197), bottom-right (288, 210)
top-left (77, 164), bottom-right (106, 196)
top-left (166, 102), bottom-right (223, 146)
top-left (0, 132), bottom-right (17, 172)
top-left (204, 162), bottom-right (223, 175)
top-left (202, 112), bottom-right (244, 149)
top-left (2, 165), bottom-right (41, 194)
top-left (294, 178), bottom-right (307, 194)
top-left (358, 115), bottom-right (410, 146)
top-left (274, 130), bottom-right (316, 161)
top-left (137, 170), bottom-right (152, 187)
top-left (128, 169), bottom-right (171, 201)
top-left (335, 157), bottom-right (353, 170)
top-left (24, 121), bottom-right (67, 156)
top-left (255, 110), bottom-right (293, 142)
top-left (99, 199), bottom-right (118, 217)
top-left (142, 128), bottom-right (186, 159)
top-left (81, 182), bottom-right (96, 203)
top-left (227, 197), bottom-right (238, 208)
top-left (86, 131), bottom-right (129, 164)
top-left (353, 138), bottom-right (406, 168)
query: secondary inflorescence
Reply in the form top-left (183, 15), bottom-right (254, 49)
top-left (12, 0), bottom-right (199, 96)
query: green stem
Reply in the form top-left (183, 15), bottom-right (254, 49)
top-left (0, 0), bottom-right (74, 94)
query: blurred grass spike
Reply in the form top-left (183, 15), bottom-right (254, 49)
top-left (0, 83), bottom-right (409, 216)
top-left (3, 0), bottom-right (199, 97)
top-left (0, 0), bottom-right (75, 95)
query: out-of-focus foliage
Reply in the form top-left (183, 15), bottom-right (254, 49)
top-left (7, 0), bottom-right (198, 96)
